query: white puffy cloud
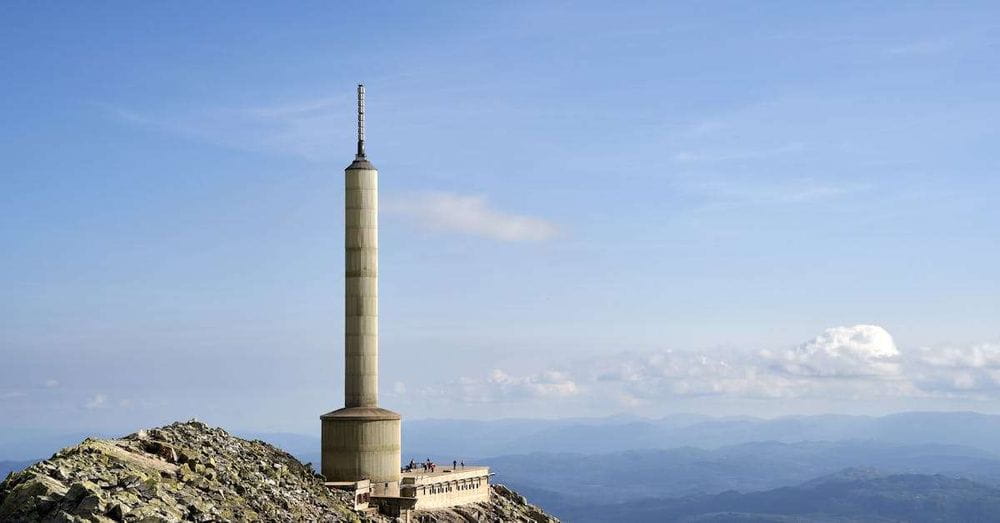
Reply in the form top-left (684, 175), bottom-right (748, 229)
top-left (411, 368), bottom-right (579, 405)
top-left (384, 191), bottom-right (559, 242)
top-left (909, 343), bottom-right (1000, 395)
top-left (761, 325), bottom-right (901, 377)
top-left (590, 327), bottom-right (1000, 403)
top-left (587, 325), bottom-right (911, 403)
top-left (486, 369), bottom-right (579, 399)
top-left (409, 326), bottom-right (1000, 411)
top-left (595, 349), bottom-right (794, 399)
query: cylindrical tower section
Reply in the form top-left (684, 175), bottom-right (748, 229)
top-left (321, 408), bottom-right (401, 483)
top-left (345, 159), bottom-right (378, 408)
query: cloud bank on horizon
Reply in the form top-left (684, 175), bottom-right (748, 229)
top-left (4, 324), bottom-right (1000, 432)
top-left (405, 325), bottom-right (1000, 411)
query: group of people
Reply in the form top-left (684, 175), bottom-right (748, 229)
top-left (404, 458), bottom-right (465, 473)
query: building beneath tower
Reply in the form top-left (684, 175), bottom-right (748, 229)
top-left (320, 86), bottom-right (490, 518)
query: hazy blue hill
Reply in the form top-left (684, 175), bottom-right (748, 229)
top-left (0, 430), bottom-right (106, 461)
top-left (868, 411), bottom-right (1000, 451)
top-left (486, 441), bottom-right (1000, 516)
top-left (402, 411), bottom-right (1000, 456)
top-left (0, 460), bottom-right (36, 479)
top-left (669, 412), bottom-right (1000, 453)
top-left (558, 470), bottom-right (1000, 523)
top-left (10, 412), bottom-right (1000, 463)
top-left (402, 418), bottom-right (560, 458)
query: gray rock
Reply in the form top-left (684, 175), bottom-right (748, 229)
top-left (65, 481), bottom-right (101, 503)
top-left (105, 502), bottom-right (129, 522)
top-left (0, 421), bottom-right (557, 523)
top-left (74, 493), bottom-right (104, 515)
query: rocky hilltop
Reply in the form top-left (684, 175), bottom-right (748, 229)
top-left (0, 421), bottom-right (557, 523)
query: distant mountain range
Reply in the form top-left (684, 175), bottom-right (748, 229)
top-left (556, 468), bottom-right (1000, 522)
top-left (486, 440), bottom-right (1000, 505)
top-left (8, 412), bottom-right (1000, 521)
top-left (7, 411), bottom-right (1000, 461)
top-left (485, 441), bottom-right (1000, 519)
top-left (402, 411), bottom-right (1000, 458)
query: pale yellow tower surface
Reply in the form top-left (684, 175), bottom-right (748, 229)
top-left (321, 85), bottom-right (402, 484)
top-left (344, 160), bottom-right (379, 407)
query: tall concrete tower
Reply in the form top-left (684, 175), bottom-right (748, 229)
top-left (321, 85), bottom-right (402, 485)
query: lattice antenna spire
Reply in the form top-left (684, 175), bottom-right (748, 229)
top-left (356, 84), bottom-right (366, 159)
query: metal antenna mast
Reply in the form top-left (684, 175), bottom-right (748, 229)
top-left (356, 84), bottom-right (366, 159)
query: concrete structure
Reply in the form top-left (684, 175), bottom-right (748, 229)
top-left (319, 85), bottom-right (490, 518)
top-left (400, 466), bottom-right (491, 510)
top-left (321, 85), bottom-right (402, 485)
top-left (324, 479), bottom-right (371, 511)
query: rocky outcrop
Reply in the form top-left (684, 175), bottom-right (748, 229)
top-left (414, 484), bottom-right (558, 523)
top-left (0, 421), bottom-right (557, 523)
top-left (0, 421), bottom-right (360, 522)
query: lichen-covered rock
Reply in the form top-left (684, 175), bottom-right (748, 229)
top-left (0, 421), bottom-right (363, 522)
top-left (0, 421), bottom-right (557, 523)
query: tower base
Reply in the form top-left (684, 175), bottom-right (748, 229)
top-left (320, 407), bottom-right (401, 484)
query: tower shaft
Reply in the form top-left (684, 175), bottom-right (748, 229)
top-left (344, 157), bottom-right (378, 407)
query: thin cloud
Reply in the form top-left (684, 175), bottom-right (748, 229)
top-left (84, 393), bottom-right (108, 410)
top-left (486, 369), bottom-right (579, 399)
top-left (671, 142), bottom-right (806, 164)
top-left (384, 191), bottom-right (559, 242)
top-left (1, 391), bottom-right (28, 400)
top-left (885, 38), bottom-right (953, 57)
top-left (103, 96), bottom-right (352, 162)
top-left (408, 368), bottom-right (579, 405)
top-left (909, 343), bottom-right (1000, 396)
top-left (685, 177), bottom-right (859, 205)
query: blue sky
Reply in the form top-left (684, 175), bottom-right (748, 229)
top-left (2, 2), bottom-right (999, 435)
